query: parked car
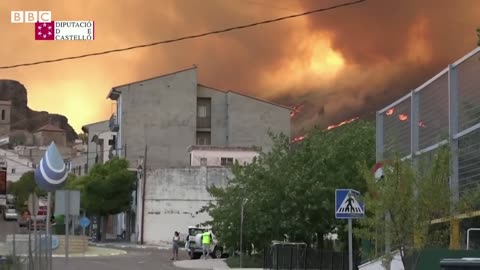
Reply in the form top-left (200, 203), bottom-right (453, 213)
top-left (185, 226), bottom-right (229, 259)
top-left (3, 205), bottom-right (18, 221)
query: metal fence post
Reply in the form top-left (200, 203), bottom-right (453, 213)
top-left (376, 112), bottom-right (384, 162)
top-left (448, 63), bottom-right (460, 204)
top-left (411, 90), bottom-right (420, 165)
top-left (276, 245), bottom-right (279, 270)
top-left (304, 247), bottom-right (307, 270)
top-left (290, 246), bottom-right (293, 270)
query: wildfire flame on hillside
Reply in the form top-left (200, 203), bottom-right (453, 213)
top-left (291, 116), bottom-right (360, 143)
top-left (327, 117), bottom-right (360, 130)
top-left (291, 135), bottom-right (305, 143)
top-left (290, 104), bottom-right (305, 118)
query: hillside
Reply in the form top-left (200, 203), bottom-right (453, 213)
top-left (0, 80), bottom-right (78, 142)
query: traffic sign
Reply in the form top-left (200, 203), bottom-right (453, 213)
top-left (335, 189), bottom-right (365, 219)
top-left (39, 235), bottom-right (60, 250)
top-left (79, 217), bottom-right (90, 228)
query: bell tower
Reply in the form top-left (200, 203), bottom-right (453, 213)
top-left (0, 101), bottom-right (11, 137)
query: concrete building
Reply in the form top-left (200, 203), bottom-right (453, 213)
top-left (105, 66), bottom-right (291, 244)
top-left (81, 120), bottom-right (116, 173)
top-left (0, 148), bottom-right (34, 182)
top-left (0, 101), bottom-right (11, 137)
top-left (33, 124), bottom-right (67, 147)
top-left (67, 140), bottom-right (88, 176)
top-left (188, 145), bottom-right (260, 167)
top-left (139, 166), bottom-right (233, 245)
top-left (107, 66), bottom-right (291, 169)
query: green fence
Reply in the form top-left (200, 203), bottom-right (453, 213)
top-left (405, 248), bottom-right (480, 270)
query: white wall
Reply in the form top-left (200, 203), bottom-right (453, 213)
top-left (140, 167), bottom-right (232, 245)
top-left (359, 251), bottom-right (404, 270)
top-left (0, 149), bottom-right (34, 183)
top-left (98, 131), bottom-right (115, 163)
top-left (190, 149), bottom-right (259, 166)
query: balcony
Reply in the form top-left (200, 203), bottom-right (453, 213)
top-left (109, 114), bottom-right (119, 132)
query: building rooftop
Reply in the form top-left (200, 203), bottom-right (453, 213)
top-left (106, 66), bottom-right (292, 111)
top-left (34, 124), bottom-right (65, 133)
top-left (81, 120), bottom-right (109, 133)
top-left (188, 145), bottom-right (262, 152)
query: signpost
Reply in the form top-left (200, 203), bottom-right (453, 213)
top-left (335, 189), bottom-right (365, 270)
top-left (55, 190), bottom-right (80, 259)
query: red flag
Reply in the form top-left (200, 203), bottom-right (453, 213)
top-left (35, 21), bottom-right (55, 40)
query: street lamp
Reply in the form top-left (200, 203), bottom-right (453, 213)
top-left (240, 198), bottom-right (249, 268)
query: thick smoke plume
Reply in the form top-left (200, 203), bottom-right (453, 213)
top-left (0, 0), bottom-right (478, 134)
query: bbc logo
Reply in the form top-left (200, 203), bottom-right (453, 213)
top-left (11, 11), bottom-right (52, 23)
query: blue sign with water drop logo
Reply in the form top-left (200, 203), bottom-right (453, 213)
top-left (34, 142), bottom-right (68, 191)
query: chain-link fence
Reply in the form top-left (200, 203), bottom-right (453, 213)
top-left (376, 47), bottom-right (480, 200)
top-left (1, 219), bottom-right (53, 270)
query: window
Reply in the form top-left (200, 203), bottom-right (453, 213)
top-left (197, 98), bottom-right (211, 128)
top-left (1, 110), bottom-right (4, 121)
top-left (198, 106), bottom-right (207, 118)
top-left (221, 157), bottom-right (234, 166)
top-left (200, 158), bottom-right (207, 166)
top-left (196, 132), bottom-right (211, 145)
top-left (11, 168), bottom-right (15, 173)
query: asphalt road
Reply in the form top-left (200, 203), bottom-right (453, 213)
top-left (2, 218), bottom-right (199, 270)
top-left (0, 217), bottom-right (17, 242)
top-left (52, 248), bottom-right (199, 270)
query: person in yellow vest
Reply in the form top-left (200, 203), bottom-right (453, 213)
top-left (201, 230), bottom-right (213, 259)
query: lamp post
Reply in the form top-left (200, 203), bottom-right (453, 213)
top-left (240, 198), bottom-right (249, 268)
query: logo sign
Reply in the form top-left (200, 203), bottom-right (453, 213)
top-left (11, 11), bottom-right (52, 23)
top-left (35, 21), bottom-right (94, 41)
top-left (79, 217), bottom-right (90, 228)
top-left (335, 189), bottom-right (365, 219)
top-left (34, 142), bottom-right (68, 191)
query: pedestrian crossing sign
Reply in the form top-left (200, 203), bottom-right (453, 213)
top-left (335, 189), bottom-right (365, 219)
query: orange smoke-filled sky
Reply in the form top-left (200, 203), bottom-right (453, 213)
top-left (0, 0), bottom-right (479, 133)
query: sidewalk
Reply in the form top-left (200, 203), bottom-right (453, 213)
top-left (173, 259), bottom-right (262, 270)
top-left (174, 259), bottom-right (230, 270)
top-left (90, 241), bottom-right (173, 250)
top-left (0, 242), bottom-right (126, 257)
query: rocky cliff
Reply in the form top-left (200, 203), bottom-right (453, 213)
top-left (0, 80), bottom-right (78, 142)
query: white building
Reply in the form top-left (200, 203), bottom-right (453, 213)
top-left (188, 145), bottom-right (260, 167)
top-left (68, 140), bottom-right (88, 176)
top-left (137, 146), bottom-right (260, 244)
top-left (0, 148), bottom-right (35, 183)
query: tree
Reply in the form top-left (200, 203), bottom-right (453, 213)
top-left (78, 133), bottom-right (88, 144)
top-left (357, 146), bottom-right (480, 269)
top-left (80, 157), bottom-right (136, 240)
top-left (9, 171), bottom-right (47, 211)
top-left (205, 120), bottom-right (375, 252)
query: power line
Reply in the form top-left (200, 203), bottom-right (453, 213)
top-left (0, 0), bottom-right (366, 70)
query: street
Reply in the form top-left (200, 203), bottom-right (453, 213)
top-left (51, 248), bottom-right (196, 270)
top-left (0, 217), bottom-right (17, 242)
top-left (2, 218), bottom-right (200, 270)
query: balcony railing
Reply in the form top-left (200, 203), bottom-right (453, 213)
top-left (109, 114), bottom-right (119, 132)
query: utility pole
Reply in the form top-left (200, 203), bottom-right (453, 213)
top-left (140, 145), bottom-right (148, 245)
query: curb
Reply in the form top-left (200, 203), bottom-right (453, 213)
top-left (8, 250), bottom-right (128, 258)
top-left (91, 243), bottom-right (172, 250)
top-left (52, 250), bottom-right (127, 257)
